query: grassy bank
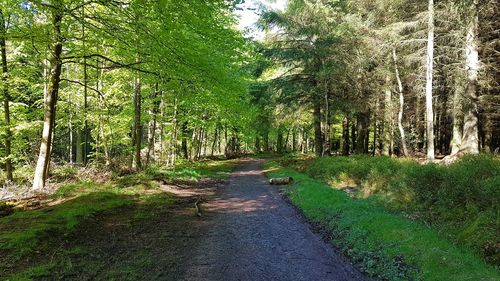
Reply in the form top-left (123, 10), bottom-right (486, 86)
top-left (0, 159), bottom-right (236, 280)
top-left (265, 159), bottom-right (500, 281)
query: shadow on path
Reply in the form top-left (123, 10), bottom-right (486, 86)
top-left (181, 159), bottom-right (368, 281)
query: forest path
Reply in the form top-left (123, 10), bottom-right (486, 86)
top-left (180, 159), bottom-right (367, 281)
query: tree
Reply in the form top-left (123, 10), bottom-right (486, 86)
top-left (425, 0), bottom-right (436, 161)
top-left (0, 8), bottom-right (12, 181)
top-left (460, 0), bottom-right (479, 154)
top-left (33, 0), bottom-right (64, 190)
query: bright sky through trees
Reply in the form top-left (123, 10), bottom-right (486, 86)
top-left (235, 0), bottom-right (288, 39)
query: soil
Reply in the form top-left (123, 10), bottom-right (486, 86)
top-left (38, 159), bottom-right (368, 281)
top-left (179, 159), bottom-right (367, 281)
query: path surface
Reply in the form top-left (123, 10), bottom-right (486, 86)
top-left (181, 159), bottom-right (367, 281)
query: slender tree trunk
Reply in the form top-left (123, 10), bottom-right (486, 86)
top-left (324, 90), bottom-right (331, 156)
top-left (181, 122), bottom-right (189, 160)
top-left (451, 91), bottom-right (462, 154)
top-left (356, 112), bottom-right (370, 154)
top-left (202, 127), bottom-right (208, 156)
top-left (0, 10), bottom-right (13, 181)
top-left (76, 129), bottom-right (83, 163)
top-left (33, 5), bottom-right (63, 190)
top-left (81, 7), bottom-right (89, 165)
top-left (96, 57), bottom-right (110, 166)
top-left (393, 48), bottom-right (408, 156)
top-left (372, 97), bottom-right (378, 156)
top-left (460, 0), bottom-right (479, 154)
top-left (351, 122), bottom-right (356, 154)
top-left (313, 93), bottom-right (323, 156)
top-left (146, 83), bottom-right (160, 165)
top-left (277, 127), bottom-right (283, 153)
top-left (133, 74), bottom-right (142, 169)
top-left (425, 0), bottom-right (436, 160)
top-left (382, 77), bottom-right (392, 156)
top-left (284, 129), bottom-right (290, 151)
top-left (167, 97), bottom-right (178, 166)
top-left (342, 116), bottom-right (350, 156)
top-left (68, 67), bottom-right (73, 164)
top-left (365, 113), bottom-right (370, 153)
top-left (263, 131), bottom-right (269, 152)
top-left (212, 126), bottom-right (219, 156)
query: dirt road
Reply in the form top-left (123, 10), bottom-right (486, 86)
top-left (41, 160), bottom-right (367, 280)
top-left (180, 159), bottom-right (367, 281)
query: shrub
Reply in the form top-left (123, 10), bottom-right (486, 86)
top-left (50, 165), bottom-right (79, 182)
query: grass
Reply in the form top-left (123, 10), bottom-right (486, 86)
top-left (265, 160), bottom-right (500, 281)
top-left (279, 154), bottom-right (500, 266)
top-left (0, 159), bottom-right (237, 280)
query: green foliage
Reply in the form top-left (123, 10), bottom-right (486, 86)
top-left (280, 154), bottom-right (500, 266)
top-left (50, 165), bottom-right (80, 182)
top-left (266, 160), bottom-right (500, 280)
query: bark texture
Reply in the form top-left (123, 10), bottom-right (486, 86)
top-left (0, 10), bottom-right (13, 181)
top-left (33, 5), bottom-right (63, 190)
top-left (425, 0), bottom-right (436, 160)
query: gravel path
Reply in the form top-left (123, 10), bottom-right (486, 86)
top-left (180, 159), bottom-right (368, 281)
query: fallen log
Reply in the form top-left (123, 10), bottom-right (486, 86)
top-left (269, 177), bottom-right (294, 185)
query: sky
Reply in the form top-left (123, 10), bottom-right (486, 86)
top-left (234, 0), bottom-right (288, 40)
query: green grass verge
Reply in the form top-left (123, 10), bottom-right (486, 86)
top-left (0, 159), bottom-right (237, 280)
top-left (265, 160), bottom-right (500, 281)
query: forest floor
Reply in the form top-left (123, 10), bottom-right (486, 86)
top-left (1, 159), bottom-right (367, 281)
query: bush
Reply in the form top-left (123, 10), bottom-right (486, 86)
top-left (50, 165), bottom-right (79, 182)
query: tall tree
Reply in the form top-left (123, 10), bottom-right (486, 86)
top-left (460, 0), bottom-right (479, 154)
top-left (425, 0), bottom-right (436, 160)
top-left (33, 1), bottom-right (64, 190)
top-left (0, 8), bottom-right (12, 181)
top-left (393, 48), bottom-right (408, 156)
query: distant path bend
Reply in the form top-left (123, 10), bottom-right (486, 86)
top-left (181, 159), bottom-right (368, 281)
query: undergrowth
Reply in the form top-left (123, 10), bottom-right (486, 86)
top-left (0, 159), bottom-right (236, 280)
top-left (279, 154), bottom-right (500, 266)
top-left (265, 160), bottom-right (500, 281)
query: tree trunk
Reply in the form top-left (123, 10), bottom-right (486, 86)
top-left (393, 48), bottom-right (408, 156)
top-left (0, 10), bottom-right (13, 181)
top-left (342, 116), bottom-right (350, 156)
top-left (82, 7), bottom-right (89, 166)
top-left (451, 91), bottom-right (462, 154)
top-left (277, 127), bottom-right (284, 153)
top-left (263, 131), bottom-right (269, 152)
top-left (68, 67), bottom-right (73, 164)
top-left (313, 93), bottom-right (323, 156)
top-left (351, 122), bottom-right (356, 154)
top-left (146, 83), bottom-right (160, 165)
top-left (181, 122), bottom-right (189, 160)
top-left (382, 78), bottom-right (392, 156)
top-left (324, 90), bottom-right (331, 156)
top-left (355, 112), bottom-right (369, 154)
top-left (372, 96), bottom-right (379, 156)
top-left (425, 0), bottom-right (436, 160)
top-left (133, 74), bottom-right (142, 169)
top-left (212, 126), bottom-right (219, 156)
top-left (460, 0), bottom-right (479, 154)
top-left (33, 5), bottom-right (63, 190)
top-left (167, 97), bottom-right (178, 166)
top-left (76, 129), bottom-right (83, 163)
